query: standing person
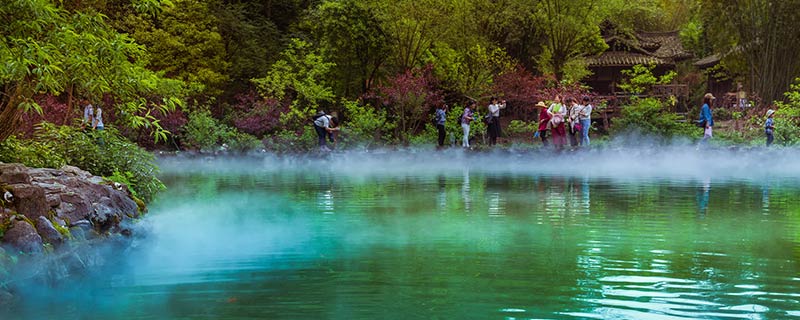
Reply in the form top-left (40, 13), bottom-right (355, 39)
top-left (579, 96), bottom-right (592, 146)
top-left (697, 93), bottom-right (715, 148)
top-left (567, 97), bottom-right (581, 148)
top-left (548, 95), bottom-right (567, 151)
top-left (82, 99), bottom-right (94, 130)
top-left (92, 105), bottom-right (105, 146)
top-left (92, 105), bottom-right (104, 131)
top-left (535, 101), bottom-right (551, 147)
top-left (313, 111), bottom-right (339, 151)
top-left (461, 102), bottom-right (475, 148)
top-left (737, 83), bottom-right (747, 110)
top-left (486, 97), bottom-right (506, 146)
top-left (435, 104), bottom-right (447, 149)
top-left (765, 109), bottom-right (775, 147)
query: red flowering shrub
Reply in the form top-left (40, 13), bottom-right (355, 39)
top-left (229, 91), bottom-right (285, 137)
top-left (366, 66), bottom-right (443, 143)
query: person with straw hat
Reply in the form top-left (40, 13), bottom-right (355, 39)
top-left (535, 101), bottom-right (551, 147)
top-left (765, 109), bottom-right (776, 147)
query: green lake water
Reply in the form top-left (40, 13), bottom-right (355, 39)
top-left (8, 151), bottom-right (800, 319)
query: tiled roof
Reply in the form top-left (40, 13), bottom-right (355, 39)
top-left (587, 52), bottom-right (670, 67)
top-left (694, 53), bottom-right (721, 68)
top-left (638, 31), bottom-right (693, 60)
top-left (589, 31), bottom-right (692, 67)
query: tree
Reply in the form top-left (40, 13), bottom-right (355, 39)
top-left (703, 0), bottom-right (800, 103)
top-left (114, 0), bottom-right (230, 95)
top-left (425, 44), bottom-right (515, 100)
top-left (251, 38), bottom-right (335, 130)
top-left (306, 0), bottom-right (390, 97)
top-left (534, 0), bottom-right (611, 81)
top-left (0, 0), bottom-right (184, 142)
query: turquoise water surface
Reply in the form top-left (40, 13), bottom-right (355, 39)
top-left (7, 150), bottom-right (800, 319)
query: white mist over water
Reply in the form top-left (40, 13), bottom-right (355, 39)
top-left (158, 146), bottom-right (800, 182)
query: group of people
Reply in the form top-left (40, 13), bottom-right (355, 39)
top-left (535, 95), bottom-right (593, 150)
top-left (447, 95), bottom-right (593, 150)
top-left (82, 99), bottom-right (104, 131)
top-left (313, 91), bottom-right (778, 151)
top-left (697, 92), bottom-right (777, 148)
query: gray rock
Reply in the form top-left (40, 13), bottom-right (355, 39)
top-left (0, 163), bottom-right (31, 185)
top-left (8, 184), bottom-right (48, 220)
top-left (56, 193), bottom-right (91, 224)
top-left (91, 198), bottom-right (121, 233)
top-left (2, 220), bottom-right (43, 254)
top-left (35, 216), bottom-right (64, 247)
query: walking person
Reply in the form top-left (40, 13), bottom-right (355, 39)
top-left (765, 109), bottom-right (775, 147)
top-left (435, 104), bottom-right (447, 149)
top-left (535, 101), bottom-right (551, 147)
top-left (579, 96), bottom-right (593, 146)
top-left (697, 93), bottom-right (715, 148)
top-left (461, 102), bottom-right (475, 148)
top-left (486, 97), bottom-right (506, 146)
top-left (548, 95), bottom-right (567, 151)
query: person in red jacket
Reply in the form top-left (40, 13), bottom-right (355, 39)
top-left (535, 101), bottom-right (551, 147)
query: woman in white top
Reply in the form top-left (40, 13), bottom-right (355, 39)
top-left (579, 95), bottom-right (592, 146)
top-left (567, 98), bottom-right (582, 147)
top-left (93, 106), bottom-right (104, 131)
top-left (486, 97), bottom-right (506, 146)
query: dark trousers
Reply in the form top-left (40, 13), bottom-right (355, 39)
top-left (314, 125), bottom-right (328, 147)
top-left (568, 125), bottom-right (579, 147)
top-left (487, 119), bottom-right (499, 145)
top-left (767, 132), bottom-right (774, 147)
top-left (436, 124), bottom-right (446, 147)
top-left (539, 130), bottom-right (549, 146)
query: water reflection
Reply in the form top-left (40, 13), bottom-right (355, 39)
top-left (9, 159), bottom-right (800, 320)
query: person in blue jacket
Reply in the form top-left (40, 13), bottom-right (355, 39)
top-left (697, 93), bottom-right (715, 148)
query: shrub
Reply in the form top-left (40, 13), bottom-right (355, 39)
top-left (264, 128), bottom-right (317, 153)
top-left (182, 109), bottom-right (224, 152)
top-left (612, 97), bottom-right (697, 140)
top-left (506, 120), bottom-right (537, 136)
top-left (340, 100), bottom-right (396, 148)
top-left (0, 123), bottom-right (164, 202)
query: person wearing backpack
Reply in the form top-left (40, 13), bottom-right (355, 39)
top-left (435, 103), bottom-right (447, 148)
top-left (313, 111), bottom-right (339, 151)
top-left (461, 102), bottom-right (476, 148)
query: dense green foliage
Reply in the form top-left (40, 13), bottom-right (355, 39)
top-left (612, 97), bottom-right (696, 140)
top-left (0, 123), bottom-right (164, 202)
top-left (4, 0), bottom-right (800, 166)
top-left (0, 0), bottom-right (185, 142)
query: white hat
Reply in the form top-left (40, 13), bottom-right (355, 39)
top-left (766, 109), bottom-right (775, 117)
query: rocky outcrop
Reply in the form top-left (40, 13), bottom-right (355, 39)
top-left (2, 219), bottom-right (43, 254)
top-left (0, 163), bottom-right (142, 254)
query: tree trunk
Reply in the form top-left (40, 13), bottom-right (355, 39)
top-left (0, 102), bottom-right (23, 142)
top-left (0, 85), bottom-right (23, 141)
